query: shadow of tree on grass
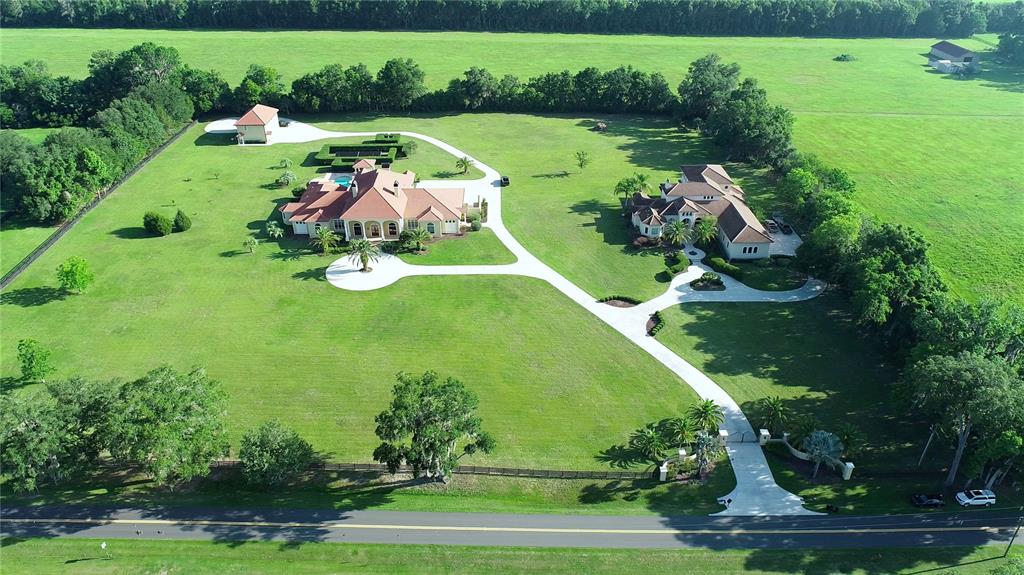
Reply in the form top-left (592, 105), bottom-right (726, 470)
top-left (0, 286), bottom-right (67, 307)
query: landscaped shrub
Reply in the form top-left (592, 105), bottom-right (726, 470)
top-left (690, 272), bottom-right (725, 291)
top-left (276, 171), bottom-right (297, 188)
top-left (633, 235), bottom-right (656, 248)
top-left (291, 185), bottom-right (306, 198)
top-left (470, 219), bottom-right (482, 231)
top-left (665, 254), bottom-right (691, 276)
top-left (143, 211), bottom-right (173, 236)
top-left (833, 54), bottom-right (857, 62)
top-left (708, 257), bottom-right (743, 279)
top-left (172, 209), bottom-right (192, 232)
top-left (648, 311), bottom-right (665, 336)
top-left (598, 295), bottom-right (643, 305)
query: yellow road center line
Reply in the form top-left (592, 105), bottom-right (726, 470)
top-left (1, 518), bottom-right (1006, 536)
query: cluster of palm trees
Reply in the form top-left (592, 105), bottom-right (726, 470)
top-left (613, 172), bottom-right (719, 249)
top-left (628, 399), bottom-right (727, 478)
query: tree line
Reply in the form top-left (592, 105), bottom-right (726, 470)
top-left (1, 363), bottom-right (492, 493)
top-left (1, 43), bottom-right (209, 222)
top-left (667, 51), bottom-right (1022, 487)
top-left (776, 142), bottom-right (1023, 488)
top-left (3, 42), bottom-right (790, 227)
top-left (1, 0), bottom-right (1012, 38)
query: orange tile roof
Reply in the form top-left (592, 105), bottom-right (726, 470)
top-left (234, 104), bottom-right (279, 127)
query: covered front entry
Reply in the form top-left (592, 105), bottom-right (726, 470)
top-left (348, 220), bottom-right (401, 241)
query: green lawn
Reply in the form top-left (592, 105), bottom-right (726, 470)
top-left (654, 293), bottom-right (908, 467)
top-left (297, 113), bottom-right (773, 301)
top-left (730, 259), bottom-right (807, 292)
top-left (0, 213), bottom-right (56, 277)
top-left (4, 29), bottom-right (1019, 302)
top-left (1, 538), bottom-right (1017, 575)
top-left (0, 122), bottom-right (700, 470)
top-left (4, 459), bottom-right (734, 517)
top-left (307, 135), bottom-right (485, 181)
top-left (1, 127), bottom-right (57, 144)
top-left (397, 228), bottom-right (517, 266)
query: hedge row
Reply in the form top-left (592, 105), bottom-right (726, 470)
top-left (707, 257), bottom-right (744, 280)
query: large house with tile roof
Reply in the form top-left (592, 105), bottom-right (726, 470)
top-left (630, 164), bottom-right (773, 260)
top-left (280, 167), bottom-right (466, 241)
top-left (234, 104), bottom-right (279, 144)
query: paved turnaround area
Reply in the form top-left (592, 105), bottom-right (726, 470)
top-left (2, 505), bottom-right (1020, 550)
top-left (210, 120), bottom-right (825, 516)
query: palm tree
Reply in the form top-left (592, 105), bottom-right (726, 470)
top-left (756, 396), bottom-right (790, 435)
top-left (348, 239), bottom-right (382, 272)
top-left (456, 156), bottom-right (474, 174)
top-left (243, 237), bottom-right (259, 253)
top-left (662, 220), bottom-right (692, 250)
top-left (693, 431), bottom-right (723, 478)
top-left (801, 430), bottom-right (844, 479)
top-left (407, 227), bottom-right (432, 251)
top-left (664, 417), bottom-right (696, 450)
top-left (311, 226), bottom-right (341, 255)
top-left (789, 414), bottom-right (820, 447)
top-left (265, 221), bottom-right (284, 239)
top-left (835, 423), bottom-right (864, 459)
top-left (693, 216), bottom-right (718, 247)
top-left (629, 423), bottom-right (668, 464)
top-left (632, 172), bottom-right (651, 195)
top-left (688, 399), bottom-right (725, 432)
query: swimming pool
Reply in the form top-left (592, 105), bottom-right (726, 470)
top-left (334, 174), bottom-right (353, 186)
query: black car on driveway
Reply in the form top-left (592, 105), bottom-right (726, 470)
top-left (500, 176), bottom-right (510, 187)
top-left (911, 494), bottom-right (945, 508)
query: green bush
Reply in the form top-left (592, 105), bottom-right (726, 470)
top-left (666, 255), bottom-right (691, 276)
top-left (833, 53), bottom-right (857, 62)
top-left (469, 212), bottom-right (482, 223)
top-left (648, 311), bottom-right (665, 336)
top-left (291, 185), bottom-right (306, 198)
top-left (597, 295), bottom-right (643, 305)
top-left (708, 257), bottom-right (743, 279)
top-left (143, 211), bottom-right (173, 236)
top-left (470, 220), bottom-right (482, 231)
top-left (172, 209), bottom-right (192, 233)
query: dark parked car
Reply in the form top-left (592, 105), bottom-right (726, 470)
top-left (500, 176), bottom-right (510, 187)
top-left (779, 223), bottom-right (794, 235)
top-left (280, 119), bottom-right (292, 127)
top-left (911, 494), bottom-right (945, 508)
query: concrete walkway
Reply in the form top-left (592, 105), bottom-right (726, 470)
top-left (219, 119), bottom-right (823, 516)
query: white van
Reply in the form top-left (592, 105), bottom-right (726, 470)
top-left (955, 489), bottom-right (996, 507)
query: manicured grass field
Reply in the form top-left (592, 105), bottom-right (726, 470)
top-left (0, 213), bottom-right (56, 277)
top-left (654, 293), bottom-right (906, 466)
top-left (396, 228), bottom-right (517, 266)
top-left (4, 459), bottom-right (734, 517)
top-left (1, 538), bottom-right (1016, 575)
top-left (0, 122), bottom-right (700, 470)
top-left (299, 113), bottom-right (772, 300)
top-left (4, 29), bottom-right (1019, 302)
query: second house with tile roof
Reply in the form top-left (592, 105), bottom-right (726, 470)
top-left (629, 164), bottom-right (773, 260)
top-left (279, 167), bottom-right (466, 241)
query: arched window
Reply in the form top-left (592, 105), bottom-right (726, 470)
top-left (370, 223), bottom-right (380, 237)
top-left (388, 222), bottom-right (398, 236)
top-left (427, 223), bottom-right (436, 234)
top-left (352, 222), bottom-right (363, 236)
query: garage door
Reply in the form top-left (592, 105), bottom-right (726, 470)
top-left (293, 222), bottom-right (308, 234)
top-left (443, 221), bottom-right (458, 234)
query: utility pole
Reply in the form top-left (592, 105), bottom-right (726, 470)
top-left (1006, 506), bottom-right (1024, 558)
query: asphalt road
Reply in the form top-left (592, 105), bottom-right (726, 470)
top-left (3, 505), bottom-right (1022, 549)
